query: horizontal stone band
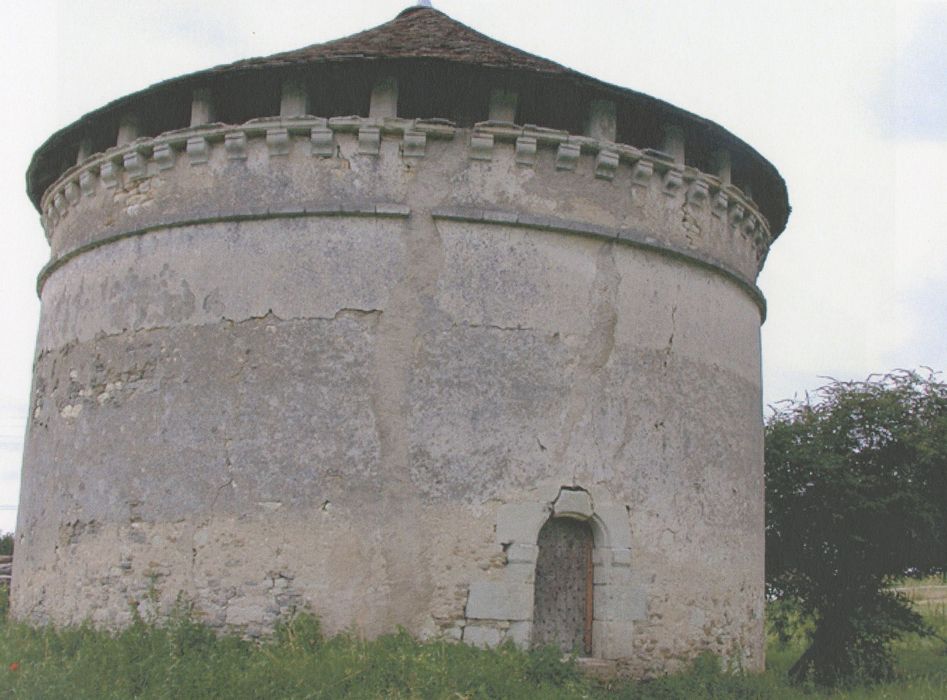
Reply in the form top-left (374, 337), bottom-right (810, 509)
top-left (432, 207), bottom-right (767, 320)
top-left (36, 203), bottom-right (411, 295)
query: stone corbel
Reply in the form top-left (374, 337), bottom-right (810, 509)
top-left (742, 212), bottom-right (758, 239)
top-left (402, 130), bottom-right (426, 158)
top-left (100, 160), bottom-right (120, 187)
top-left (186, 136), bottom-right (210, 165)
top-left (662, 167), bottom-right (684, 195)
top-left (225, 132), bottom-right (248, 160)
top-left (515, 135), bottom-right (537, 166)
top-left (594, 149), bottom-right (619, 181)
top-left (712, 189), bottom-right (729, 218)
top-left (469, 132), bottom-right (494, 161)
top-left (358, 126), bottom-right (381, 155)
top-left (310, 120), bottom-right (334, 157)
top-left (64, 181), bottom-right (81, 206)
top-left (123, 151), bottom-right (147, 180)
top-left (555, 141), bottom-right (580, 171)
top-left (153, 143), bottom-right (175, 171)
top-left (79, 170), bottom-right (97, 197)
top-left (266, 128), bottom-right (291, 156)
top-left (686, 179), bottom-right (709, 209)
top-left (53, 192), bottom-right (67, 216)
top-left (630, 159), bottom-right (653, 187)
top-left (728, 201), bottom-right (745, 228)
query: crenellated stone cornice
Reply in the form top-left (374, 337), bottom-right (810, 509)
top-left (38, 116), bottom-right (773, 308)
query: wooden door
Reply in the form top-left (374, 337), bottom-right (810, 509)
top-left (532, 517), bottom-right (593, 654)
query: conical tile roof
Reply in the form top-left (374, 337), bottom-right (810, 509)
top-left (215, 6), bottom-right (574, 76)
top-left (27, 4), bottom-right (789, 234)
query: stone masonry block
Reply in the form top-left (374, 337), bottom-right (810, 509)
top-left (496, 502), bottom-right (549, 545)
top-left (594, 583), bottom-right (647, 622)
top-left (594, 504), bottom-right (631, 549)
top-left (466, 581), bottom-right (532, 621)
top-left (504, 562), bottom-right (535, 584)
top-left (611, 547), bottom-right (632, 567)
top-left (592, 620), bottom-right (635, 660)
top-left (553, 489), bottom-right (593, 519)
top-left (463, 624), bottom-right (501, 648)
top-left (506, 621), bottom-right (531, 648)
top-left (506, 543), bottom-right (538, 564)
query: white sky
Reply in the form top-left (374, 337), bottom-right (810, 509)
top-left (1, 1), bottom-right (945, 532)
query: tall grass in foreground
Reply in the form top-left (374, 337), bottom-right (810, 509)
top-left (0, 590), bottom-right (944, 699)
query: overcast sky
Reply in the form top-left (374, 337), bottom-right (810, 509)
top-left (1, 1), bottom-right (945, 532)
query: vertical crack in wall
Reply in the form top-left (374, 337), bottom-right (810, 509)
top-left (551, 242), bottom-right (620, 482)
top-left (663, 304), bottom-right (677, 371)
top-left (368, 208), bottom-right (445, 630)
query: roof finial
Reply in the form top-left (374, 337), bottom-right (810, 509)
top-left (417, 0), bottom-right (433, 7)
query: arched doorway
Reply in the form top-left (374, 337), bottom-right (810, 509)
top-left (532, 517), bottom-right (594, 654)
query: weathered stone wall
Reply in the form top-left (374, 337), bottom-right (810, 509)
top-left (15, 120), bottom-right (767, 674)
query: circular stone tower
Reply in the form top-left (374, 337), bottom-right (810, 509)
top-left (15, 4), bottom-right (788, 675)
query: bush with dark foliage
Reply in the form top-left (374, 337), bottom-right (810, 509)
top-left (765, 370), bottom-right (947, 685)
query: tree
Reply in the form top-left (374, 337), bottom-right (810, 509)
top-left (765, 370), bottom-right (947, 685)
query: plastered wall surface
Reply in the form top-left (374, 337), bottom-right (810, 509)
top-left (15, 124), bottom-right (767, 675)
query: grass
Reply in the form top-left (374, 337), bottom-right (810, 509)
top-left (0, 586), bottom-right (944, 699)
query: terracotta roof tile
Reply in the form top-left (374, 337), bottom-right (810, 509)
top-left (213, 7), bottom-right (574, 77)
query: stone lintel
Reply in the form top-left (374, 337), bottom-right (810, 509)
top-left (553, 489), bottom-right (593, 519)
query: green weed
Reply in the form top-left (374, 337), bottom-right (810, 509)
top-left (0, 601), bottom-right (943, 699)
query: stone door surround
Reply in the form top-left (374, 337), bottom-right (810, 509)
top-left (463, 485), bottom-right (647, 658)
